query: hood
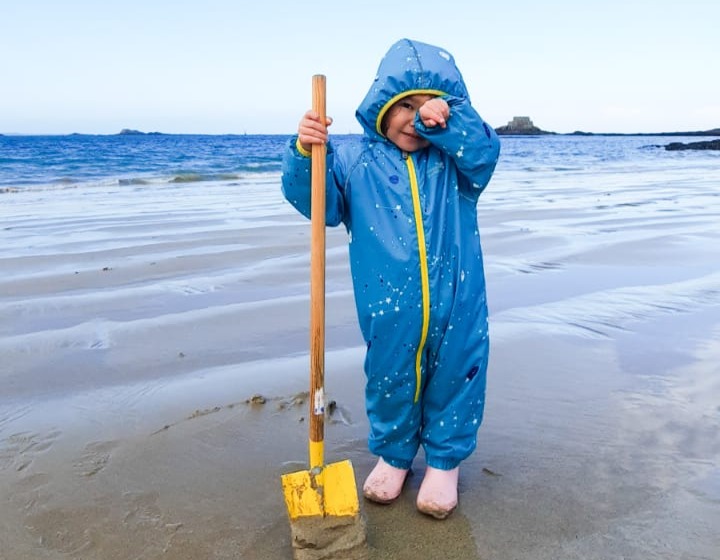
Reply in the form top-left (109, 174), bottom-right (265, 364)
top-left (356, 38), bottom-right (470, 141)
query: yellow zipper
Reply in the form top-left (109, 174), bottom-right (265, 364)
top-left (405, 154), bottom-right (430, 403)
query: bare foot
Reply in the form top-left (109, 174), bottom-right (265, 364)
top-left (416, 466), bottom-right (459, 519)
top-left (362, 457), bottom-right (409, 504)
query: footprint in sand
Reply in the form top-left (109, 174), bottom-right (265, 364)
top-left (122, 490), bottom-right (163, 527)
top-left (0, 430), bottom-right (62, 473)
top-left (72, 440), bottom-right (119, 477)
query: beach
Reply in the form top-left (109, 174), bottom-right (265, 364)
top-left (1, 135), bottom-right (720, 559)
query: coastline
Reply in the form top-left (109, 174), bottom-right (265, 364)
top-left (1, 125), bottom-right (719, 137)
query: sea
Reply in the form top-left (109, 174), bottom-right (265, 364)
top-left (1, 132), bottom-right (718, 195)
top-left (2, 132), bottom-right (719, 302)
top-left (2, 132), bottom-right (719, 271)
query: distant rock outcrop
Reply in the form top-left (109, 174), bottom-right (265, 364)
top-left (570, 127), bottom-right (720, 137)
top-left (665, 139), bottom-right (720, 151)
top-left (118, 129), bottom-right (164, 136)
top-left (495, 116), bottom-right (553, 135)
top-left (659, 128), bottom-right (720, 137)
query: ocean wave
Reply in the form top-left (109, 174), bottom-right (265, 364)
top-left (118, 178), bottom-right (150, 186)
top-left (169, 172), bottom-right (244, 183)
top-left (1, 169), bottom-right (284, 194)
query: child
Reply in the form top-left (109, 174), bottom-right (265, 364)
top-left (281, 38), bottom-right (500, 519)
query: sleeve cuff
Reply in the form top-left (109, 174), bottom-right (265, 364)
top-left (295, 137), bottom-right (312, 158)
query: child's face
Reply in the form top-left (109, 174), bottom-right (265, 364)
top-left (383, 94), bottom-right (434, 152)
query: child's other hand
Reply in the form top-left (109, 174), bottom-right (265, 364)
top-left (418, 98), bottom-right (450, 129)
top-left (298, 110), bottom-right (333, 152)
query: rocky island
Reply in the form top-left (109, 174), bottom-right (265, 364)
top-left (665, 139), bottom-right (720, 151)
top-left (117, 129), bottom-right (163, 135)
top-left (495, 116), bottom-right (554, 135)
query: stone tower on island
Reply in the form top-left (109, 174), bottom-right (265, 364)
top-left (495, 116), bottom-right (552, 135)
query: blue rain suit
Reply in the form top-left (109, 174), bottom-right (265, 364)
top-left (281, 39), bottom-right (500, 470)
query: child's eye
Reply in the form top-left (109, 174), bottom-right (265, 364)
top-left (400, 101), bottom-right (414, 110)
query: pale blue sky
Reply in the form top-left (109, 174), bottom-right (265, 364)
top-left (2, 0), bottom-right (718, 135)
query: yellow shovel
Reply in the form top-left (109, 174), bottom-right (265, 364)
top-left (280, 75), bottom-right (367, 560)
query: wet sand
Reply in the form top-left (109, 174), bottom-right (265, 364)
top-left (1, 172), bottom-right (720, 559)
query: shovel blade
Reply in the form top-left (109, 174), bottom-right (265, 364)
top-left (281, 459), bottom-right (359, 519)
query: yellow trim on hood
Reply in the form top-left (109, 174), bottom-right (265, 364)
top-left (375, 89), bottom-right (447, 137)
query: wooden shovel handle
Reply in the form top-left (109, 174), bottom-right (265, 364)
top-left (309, 75), bottom-right (326, 457)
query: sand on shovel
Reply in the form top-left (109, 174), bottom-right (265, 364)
top-left (288, 513), bottom-right (368, 560)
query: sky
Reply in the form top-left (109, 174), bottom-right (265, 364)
top-left (1, 0), bottom-right (719, 135)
